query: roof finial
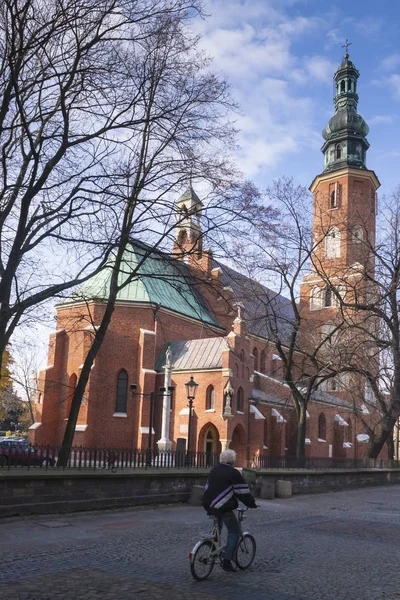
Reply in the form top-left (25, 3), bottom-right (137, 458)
top-left (342, 38), bottom-right (352, 60)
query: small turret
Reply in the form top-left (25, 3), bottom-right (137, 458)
top-left (173, 185), bottom-right (203, 260)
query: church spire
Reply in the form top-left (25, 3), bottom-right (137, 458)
top-left (321, 44), bottom-right (369, 173)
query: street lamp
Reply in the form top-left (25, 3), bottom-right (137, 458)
top-left (185, 376), bottom-right (199, 464)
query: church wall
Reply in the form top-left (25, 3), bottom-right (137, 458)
top-left (154, 309), bottom-right (224, 356)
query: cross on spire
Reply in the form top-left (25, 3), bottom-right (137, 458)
top-left (342, 38), bottom-right (352, 57)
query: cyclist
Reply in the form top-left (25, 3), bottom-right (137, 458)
top-left (202, 448), bottom-right (257, 572)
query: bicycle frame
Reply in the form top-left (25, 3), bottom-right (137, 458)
top-left (190, 507), bottom-right (248, 564)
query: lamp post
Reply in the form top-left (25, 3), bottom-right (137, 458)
top-left (185, 376), bottom-right (199, 465)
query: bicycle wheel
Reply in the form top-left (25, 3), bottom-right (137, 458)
top-left (190, 540), bottom-right (216, 580)
top-left (235, 534), bottom-right (256, 570)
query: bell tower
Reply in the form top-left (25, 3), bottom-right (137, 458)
top-left (173, 185), bottom-right (203, 260)
top-left (301, 46), bottom-right (380, 314)
top-left (309, 46), bottom-right (380, 284)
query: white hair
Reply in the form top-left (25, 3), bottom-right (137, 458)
top-left (220, 449), bottom-right (236, 465)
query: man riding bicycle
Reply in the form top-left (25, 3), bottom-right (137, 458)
top-left (202, 449), bottom-right (257, 572)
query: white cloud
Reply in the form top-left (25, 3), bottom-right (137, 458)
top-left (381, 54), bottom-right (400, 72)
top-left (304, 56), bottom-right (337, 83)
top-left (368, 115), bottom-right (395, 125)
top-left (195, 0), bottom-right (337, 178)
top-left (387, 74), bottom-right (400, 99)
top-left (342, 16), bottom-right (384, 37)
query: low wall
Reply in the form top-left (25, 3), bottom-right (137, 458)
top-left (243, 467), bottom-right (400, 496)
top-left (0, 469), bottom-right (208, 518)
top-left (2, 468), bottom-right (400, 518)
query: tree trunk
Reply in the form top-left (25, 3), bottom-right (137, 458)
top-left (367, 416), bottom-right (396, 459)
top-left (296, 405), bottom-right (307, 463)
top-left (386, 435), bottom-right (394, 461)
top-left (57, 301), bottom-right (116, 467)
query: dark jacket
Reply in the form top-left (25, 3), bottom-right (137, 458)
top-left (202, 462), bottom-right (257, 515)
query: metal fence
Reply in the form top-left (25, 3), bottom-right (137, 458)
top-left (0, 444), bottom-right (220, 471)
top-left (252, 454), bottom-right (400, 470)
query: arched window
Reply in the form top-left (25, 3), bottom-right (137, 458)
top-left (253, 348), bottom-right (259, 371)
top-left (330, 189), bottom-right (337, 208)
top-left (237, 387), bottom-right (244, 412)
top-left (240, 350), bottom-right (245, 377)
top-left (263, 419), bottom-right (268, 448)
top-left (310, 286), bottom-right (322, 310)
top-left (326, 226), bottom-right (340, 258)
top-left (352, 225), bottom-right (363, 243)
top-left (324, 286), bottom-right (332, 308)
top-left (318, 413), bottom-right (326, 440)
top-left (115, 369), bottom-right (128, 413)
top-left (67, 373), bottom-right (77, 416)
top-left (235, 363), bottom-right (239, 378)
top-left (340, 80), bottom-right (345, 93)
top-left (336, 144), bottom-right (342, 160)
top-left (260, 350), bottom-right (266, 373)
top-left (206, 385), bottom-right (215, 411)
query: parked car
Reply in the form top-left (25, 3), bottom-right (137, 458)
top-left (0, 439), bottom-right (55, 467)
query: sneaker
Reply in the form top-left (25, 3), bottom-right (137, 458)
top-left (222, 559), bottom-right (237, 573)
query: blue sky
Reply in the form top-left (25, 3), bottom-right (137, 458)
top-left (196, 0), bottom-right (400, 197)
top-left (11, 0), bottom-right (400, 370)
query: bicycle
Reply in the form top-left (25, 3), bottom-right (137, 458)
top-left (189, 507), bottom-right (256, 580)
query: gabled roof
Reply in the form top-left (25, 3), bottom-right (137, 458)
top-left (214, 260), bottom-right (295, 346)
top-left (63, 241), bottom-right (220, 328)
top-left (156, 337), bottom-right (228, 372)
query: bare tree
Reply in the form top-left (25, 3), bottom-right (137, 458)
top-left (9, 342), bottom-right (41, 425)
top-left (228, 177), bottom-right (344, 460)
top-left (0, 0), bottom-right (239, 376)
top-left (54, 2), bottom-right (273, 464)
top-left (311, 187), bottom-right (400, 458)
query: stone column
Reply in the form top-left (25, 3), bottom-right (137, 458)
top-left (157, 346), bottom-right (173, 452)
top-left (219, 439), bottom-right (231, 450)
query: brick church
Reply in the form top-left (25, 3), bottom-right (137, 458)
top-left (30, 50), bottom-right (385, 464)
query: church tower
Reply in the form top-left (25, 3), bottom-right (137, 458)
top-left (302, 46), bottom-right (380, 314)
top-left (173, 185), bottom-right (203, 260)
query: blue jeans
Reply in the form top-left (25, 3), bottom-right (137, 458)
top-left (218, 510), bottom-right (241, 561)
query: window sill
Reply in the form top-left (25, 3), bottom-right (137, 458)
top-left (205, 409), bottom-right (216, 412)
top-left (237, 411), bottom-right (244, 415)
top-left (113, 412), bottom-right (127, 418)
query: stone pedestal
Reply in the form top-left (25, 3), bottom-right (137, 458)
top-left (260, 482), bottom-right (275, 500)
top-left (276, 480), bottom-right (292, 498)
top-left (157, 439), bottom-right (172, 452)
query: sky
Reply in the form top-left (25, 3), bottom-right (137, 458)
top-left (10, 0), bottom-right (400, 375)
top-left (195, 0), bottom-right (400, 198)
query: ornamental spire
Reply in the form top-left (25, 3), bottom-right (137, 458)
top-left (320, 46), bottom-right (369, 173)
top-left (342, 38), bottom-right (352, 60)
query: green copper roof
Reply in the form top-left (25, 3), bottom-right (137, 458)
top-left (321, 51), bottom-right (369, 173)
top-left (177, 186), bottom-right (202, 205)
top-left (66, 241), bottom-right (220, 327)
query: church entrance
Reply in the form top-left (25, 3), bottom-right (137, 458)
top-left (198, 424), bottom-right (220, 466)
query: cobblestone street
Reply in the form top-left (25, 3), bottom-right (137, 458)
top-left (1, 485), bottom-right (400, 600)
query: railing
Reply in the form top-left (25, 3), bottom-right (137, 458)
top-left (251, 454), bottom-right (400, 470)
top-left (0, 444), bottom-right (220, 471)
